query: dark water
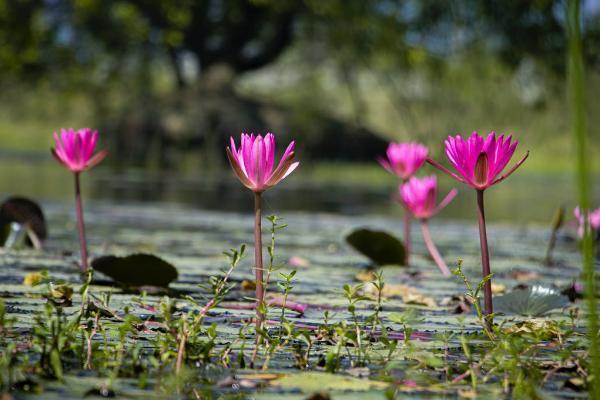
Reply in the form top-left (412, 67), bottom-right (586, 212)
top-left (0, 157), bottom-right (597, 224)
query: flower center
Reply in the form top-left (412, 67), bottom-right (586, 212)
top-left (474, 152), bottom-right (489, 187)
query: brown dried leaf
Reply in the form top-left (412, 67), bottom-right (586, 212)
top-left (509, 270), bottom-right (540, 282)
top-left (355, 270), bottom-right (376, 282)
top-left (504, 319), bottom-right (563, 340)
top-left (458, 389), bottom-right (477, 398)
top-left (241, 280), bottom-right (256, 291)
top-left (368, 283), bottom-right (436, 307)
top-left (492, 283), bottom-right (506, 294)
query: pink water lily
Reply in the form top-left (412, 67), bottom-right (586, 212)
top-left (52, 128), bottom-right (108, 173)
top-left (226, 132), bottom-right (299, 338)
top-left (428, 132), bottom-right (528, 191)
top-left (227, 133), bottom-right (299, 193)
top-left (399, 176), bottom-right (457, 276)
top-left (574, 206), bottom-right (600, 238)
top-left (378, 142), bottom-right (428, 266)
top-left (378, 142), bottom-right (428, 180)
top-left (428, 131), bottom-right (529, 319)
top-left (51, 128), bottom-right (108, 274)
top-left (399, 176), bottom-right (457, 220)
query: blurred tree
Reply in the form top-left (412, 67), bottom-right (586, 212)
top-left (0, 0), bottom-right (598, 165)
top-left (0, 0), bottom-right (47, 77)
top-left (3, 0), bottom-right (598, 84)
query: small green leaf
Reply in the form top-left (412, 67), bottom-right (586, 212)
top-left (50, 349), bottom-right (63, 380)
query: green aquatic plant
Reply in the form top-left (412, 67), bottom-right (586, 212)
top-left (566, 0), bottom-right (598, 397)
top-left (452, 260), bottom-right (495, 339)
top-left (429, 132), bottom-right (528, 319)
top-left (226, 133), bottom-right (299, 332)
top-left (51, 128), bottom-right (108, 273)
top-left (378, 141), bottom-right (429, 265)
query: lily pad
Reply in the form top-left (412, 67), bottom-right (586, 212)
top-left (494, 285), bottom-right (569, 316)
top-left (272, 371), bottom-right (388, 392)
top-left (91, 253), bottom-right (178, 288)
top-left (0, 196), bottom-right (47, 247)
top-left (345, 228), bottom-right (406, 266)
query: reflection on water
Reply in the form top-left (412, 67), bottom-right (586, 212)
top-left (0, 158), bottom-right (597, 224)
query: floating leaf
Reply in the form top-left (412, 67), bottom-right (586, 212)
top-left (440, 295), bottom-right (472, 314)
top-left (504, 319), bottom-right (563, 340)
top-left (48, 283), bottom-right (73, 306)
top-left (240, 279), bottom-right (256, 291)
top-left (355, 270), bottom-right (376, 282)
top-left (237, 373), bottom-right (281, 381)
top-left (491, 283), bottom-right (506, 294)
top-left (458, 388), bottom-right (477, 398)
top-left (369, 283), bottom-right (436, 307)
top-left (272, 371), bottom-right (388, 392)
top-left (91, 253), bottom-right (178, 288)
top-left (0, 197), bottom-right (47, 247)
top-left (508, 269), bottom-right (540, 282)
top-left (346, 228), bottom-right (406, 266)
top-left (23, 272), bottom-right (44, 287)
top-left (83, 387), bottom-right (116, 398)
top-left (494, 286), bottom-right (569, 316)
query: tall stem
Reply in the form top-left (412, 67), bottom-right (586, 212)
top-left (403, 207), bottom-right (411, 265)
top-left (254, 192), bottom-right (265, 333)
top-left (402, 178), bottom-right (411, 265)
top-left (567, 1), bottom-right (598, 397)
top-left (476, 189), bottom-right (493, 317)
top-left (74, 173), bottom-right (89, 273)
top-left (420, 221), bottom-right (450, 276)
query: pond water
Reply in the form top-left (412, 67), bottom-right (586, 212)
top-left (0, 200), bottom-right (589, 399)
top-left (0, 156), bottom-right (597, 224)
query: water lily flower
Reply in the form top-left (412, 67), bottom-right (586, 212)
top-left (378, 142), bottom-right (429, 180)
top-left (378, 142), bottom-right (429, 265)
top-left (52, 128), bottom-right (108, 173)
top-left (51, 128), bottom-right (108, 273)
top-left (227, 133), bottom-right (299, 193)
top-left (428, 132), bottom-right (528, 191)
top-left (226, 132), bottom-right (299, 333)
top-left (399, 176), bottom-right (457, 276)
top-left (574, 206), bottom-right (600, 238)
top-left (428, 131), bottom-right (528, 318)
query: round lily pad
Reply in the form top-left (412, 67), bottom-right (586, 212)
top-left (345, 228), bottom-right (406, 266)
top-left (91, 253), bottom-right (178, 288)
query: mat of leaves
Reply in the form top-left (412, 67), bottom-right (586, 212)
top-left (0, 202), bottom-right (589, 399)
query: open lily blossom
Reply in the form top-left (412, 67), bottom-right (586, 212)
top-left (428, 132), bottom-right (528, 191)
top-left (399, 176), bottom-right (456, 276)
top-left (399, 176), bottom-right (457, 220)
top-left (227, 133), bottom-right (299, 193)
top-left (226, 132), bottom-right (299, 337)
top-left (428, 131), bottom-right (529, 319)
top-left (52, 128), bottom-right (108, 173)
top-left (51, 128), bottom-right (108, 274)
top-left (574, 206), bottom-right (600, 238)
top-left (378, 142), bottom-right (428, 181)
